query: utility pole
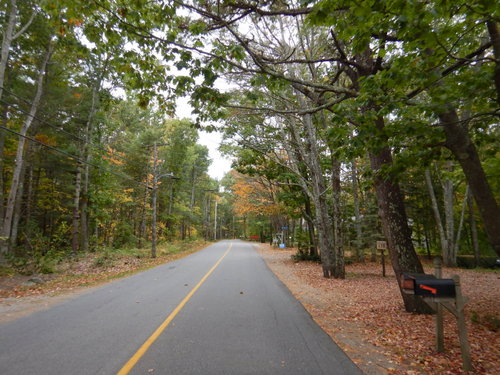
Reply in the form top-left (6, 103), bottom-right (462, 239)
top-left (151, 142), bottom-right (158, 258)
top-left (203, 189), bottom-right (218, 241)
top-left (150, 142), bottom-right (175, 258)
top-left (214, 198), bottom-right (218, 241)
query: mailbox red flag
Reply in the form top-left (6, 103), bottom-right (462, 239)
top-left (419, 284), bottom-right (437, 294)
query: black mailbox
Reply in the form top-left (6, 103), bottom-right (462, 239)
top-left (401, 273), bottom-right (456, 298)
top-left (415, 278), bottom-right (456, 297)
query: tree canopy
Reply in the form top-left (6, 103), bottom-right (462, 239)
top-left (1, 0), bottom-right (498, 312)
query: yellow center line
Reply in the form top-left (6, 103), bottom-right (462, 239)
top-left (116, 243), bottom-right (233, 375)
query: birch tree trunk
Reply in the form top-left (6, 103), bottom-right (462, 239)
top-left (0, 105), bottom-right (7, 229)
top-left (303, 111), bottom-right (336, 278)
top-left (0, 0), bottom-right (36, 101)
top-left (331, 156), bottom-right (344, 278)
top-left (467, 188), bottom-right (480, 267)
top-left (138, 184), bottom-right (148, 248)
top-left (24, 153), bottom-right (36, 230)
top-left (487, 21), bottom-right (500, 106)
top-left (284, 110), bottom-right (336, 276)
top-left (80, 82), bottom-right (99, 252)
top-left (9, 151), bottom-right (27, 251)
top-left (0, 0), bottom-right (34, 236)
top-left (71, 163), bottom-right (82, 255)
top-left (351, 160), bottom-right (363, 261)
top-left (453, 185), bottom-right (469, 264)
top-left (424, 168), bottom-right (447, 255)
top-left (0, 0), bottom-right (19, 102)
top-left (442, 163), bottom-right (455, 267)
top-left (0, 41), bottom-right (53, 255)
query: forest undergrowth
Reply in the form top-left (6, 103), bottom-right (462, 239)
top-left (0, 240), bottom-right (208, 299)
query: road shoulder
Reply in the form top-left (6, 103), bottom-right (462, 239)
top-left (255, 243), bottom-right (408, 375)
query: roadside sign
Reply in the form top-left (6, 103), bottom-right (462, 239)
top-left (377, 241), bottom-right (387, 250)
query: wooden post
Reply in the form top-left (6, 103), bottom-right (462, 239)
top-left (434, 257), bottom-right (444, 352)
top-left (453, 275), bottom-right (472, 372)
top-left (377, 241), bottom-right (387, 277)
top-left (381, 249), bottom-right (386, 277)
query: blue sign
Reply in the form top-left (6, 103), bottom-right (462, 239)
top-left (282, 226), bottom-right (288, 230)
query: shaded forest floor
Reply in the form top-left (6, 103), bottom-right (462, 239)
top-left (257, 244), bottom-right (499, 375)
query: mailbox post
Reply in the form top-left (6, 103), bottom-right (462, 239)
top-left (376, 241), bottom-right (387, 277)
top-left (434, 257), bottom-right (444, 352)
top-left (401, 259), bottom-right (472, 372)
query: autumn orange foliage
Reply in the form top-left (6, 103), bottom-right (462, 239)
top-left (231, 171), bottom-right (284, 217)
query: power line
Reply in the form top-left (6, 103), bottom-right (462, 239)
top-left (0, 96), bottom-right (143, 167)
top-left (0, 87), bottom-right (215, 172)
top-left (1, 92), bottom-right (205, 162)
top-left (0, 125), bottom-right (150, 189)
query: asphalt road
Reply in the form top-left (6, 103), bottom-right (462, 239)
top-left (0, 240), bottom-right (362, 375)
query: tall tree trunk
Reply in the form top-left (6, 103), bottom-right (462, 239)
top-left (168, 183), bottom-right (174, 216)
top-left (453, 185), bottom-right (469, 263)
top-left (302, 111), bottom-right (336, 277)
top-left (442, 163), bottom-right (456, 267)
top-left (288, 91), bottom-right (338, 277)
top-left (424, 168), bottom-right (447, 256)
top-left (0, 0), bottom-right (35, 101)
top-left (438, 108), bottom-right (500, 257)
top-left (0, 105), bottom-right (7, 229)
top-left (9, 152), bottom-right (27, 252)
top-left (302, 193), bottom-right (317, 257)
top-left (369, 117), bottom-right (431, 313)
top-left (331, 156), bottom-right (344, 278)
top-left (12, 141), bottom-right (37, 251)
top-left (351, 160), bottom-right (363, 261)
top-left (487, 21), bottom-right (500, 106)
top-left (0, 0), bottom-right (17, 102)
top-left (190, 166), bottom-right (196, 209)
top-left (80, 77), bottom-right (101, 252)
top-left (0, 41), bottom-right (53, 255)
top-left (71, 163), bottom-right (82, 255)
top-left (80, 135), bottom-right (92, 253)
top-left (138, 184), bottom-right (148, 248)
top-left (467, 187), bottom-right (480, 267)
top-left (24, 147), bottom-right (38, 231)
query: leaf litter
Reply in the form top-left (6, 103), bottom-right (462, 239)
top-left (257, 244), bottom-right (499, 375)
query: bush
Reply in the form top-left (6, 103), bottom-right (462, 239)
top-left (92, 250), bottom-right (115, 268)
top-left (112, 222), bottom-right (137, 249)
top-left (344, 257), bottom-right (354, 265)
top-left (37, 255), bottom-right (58, 274)
top-left (291, 251), bottom-right (321, 263)
top-left (456, 256), bottom-right (498, 269)
top-left (6, 248), bottom-right (65, 275)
